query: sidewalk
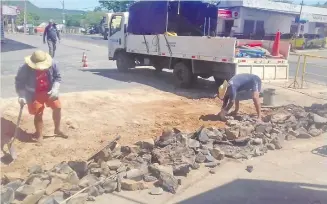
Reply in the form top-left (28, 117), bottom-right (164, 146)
top-left (92, 134), bottom-right (327, 204)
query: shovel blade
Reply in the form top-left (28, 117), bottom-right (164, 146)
top-left (8, 145), bottom-right (17, 160)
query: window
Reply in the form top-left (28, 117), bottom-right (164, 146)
top-left (110, 15), bottom-right (122, 36)
top-left (255, 21), bottom-right (264, 35)
top-left (243, 20), bottom-right (255, 36)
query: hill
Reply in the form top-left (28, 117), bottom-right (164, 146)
top-left (2, 1), bottom-right (84, 23)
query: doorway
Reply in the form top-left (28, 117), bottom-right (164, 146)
top-left (243, 20), bottom-right (255, 37)
top-left (224, 20), bottom-right (234, 36)
top-left (255, 20), bottom-right (265, 39)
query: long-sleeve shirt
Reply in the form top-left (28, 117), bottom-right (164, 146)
top-left (43, 24), bottom-right (60, 42)
top-left (15, 63), bottom-right (61, 103)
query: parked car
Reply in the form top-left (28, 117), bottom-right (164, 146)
top-left (281, 33), bottom-right (326, 49)
top-left (16, 24), bottom-right (33, 32)
top-left (34, 22), bottom-right (64, 34)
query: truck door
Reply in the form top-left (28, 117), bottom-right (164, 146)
top-left (108, 14), bottom-right (125, 59)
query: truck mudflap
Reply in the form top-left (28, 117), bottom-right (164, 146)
top-left (235, 63), bottom-right (289, 81)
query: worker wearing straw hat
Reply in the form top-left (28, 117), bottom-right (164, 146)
top-left (217, 73), bottom-right (262, 121)
top-left (15, 50), bottom-right (68, 145)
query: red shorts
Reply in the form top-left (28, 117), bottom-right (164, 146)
top-left (28, 92), bottom-right (61, 115)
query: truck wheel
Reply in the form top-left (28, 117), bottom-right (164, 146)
top-left (214, 77), bottom-right (225, 87)
top-left (116, 51), bottom-right (135, 72)
top-left (173, 62), bottom-right (194, 88)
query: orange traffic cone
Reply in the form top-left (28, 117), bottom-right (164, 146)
top-left (272, 31), bottom-right (281, 57)
top-left (82, 52), bottom-right (86, 62)
top-left (82, 54), bottom-right (88, 68)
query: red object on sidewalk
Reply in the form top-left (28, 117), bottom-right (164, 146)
top-left (82, 54), bottom-right (88, 68)
top-left (272, 31), bottom-right (281, 56)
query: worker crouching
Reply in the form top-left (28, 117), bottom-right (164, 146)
top-left (15, 50), bottom-right (68, 145)
top-left (217, 74), bottom-right (262, 122)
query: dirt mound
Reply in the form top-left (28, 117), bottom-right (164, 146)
top-left (1, 88), bottom-right (256, 176)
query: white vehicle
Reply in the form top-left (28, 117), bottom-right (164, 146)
top-left (108, 4), bottom-right (290, 88)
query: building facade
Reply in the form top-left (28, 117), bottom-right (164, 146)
top-left (218, 0), bottom-right (327, 38)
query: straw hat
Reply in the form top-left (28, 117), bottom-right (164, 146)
top-left (218, 80), bottom-right (229, 99)
top-left (25, 50), bottom-right (52, 70)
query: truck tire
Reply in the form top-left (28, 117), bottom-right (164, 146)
top-left (214, 77), bottom-right (225, 87)
top-left (116, 51), bottom-right (135, 72)
top-left (173, 62), bottom-right (195, 88)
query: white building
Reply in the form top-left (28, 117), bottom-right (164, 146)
top-left (218, 0), bottom-right (327, 38)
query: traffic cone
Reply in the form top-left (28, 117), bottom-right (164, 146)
top-left (272, 31), bottom-right (281, 57)
top-left (82, 54), bottom-right (88, 68)
top-left (82, 52), bottom-right (85, 62)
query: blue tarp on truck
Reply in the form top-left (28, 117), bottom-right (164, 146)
top-left (127, 1), bottom-right (218, 36)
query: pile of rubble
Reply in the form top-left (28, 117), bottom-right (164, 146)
top-left (1, 103), bottom-right (327, 204)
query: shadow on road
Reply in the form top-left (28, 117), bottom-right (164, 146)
top-left (312, 145), bottom-right (327, 157)
top-left (82, 68), bottom-right (218, 99)
top-left (1, 39), bottom-right (36, 53)
top-left (179, 179), bottom-right (327, 204)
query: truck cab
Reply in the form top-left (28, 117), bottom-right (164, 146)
top-left (108, 12), bottom-right (129, 59)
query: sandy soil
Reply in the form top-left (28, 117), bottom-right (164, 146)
top-left (0, 87), bottom-right (256, 177)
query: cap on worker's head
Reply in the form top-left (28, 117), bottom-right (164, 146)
top-left (25, 50), bottom-right (52, 70)
top-left (218, 80), bottom-right (228, 99)
top-left (49, 19), bottom-right (54, 23)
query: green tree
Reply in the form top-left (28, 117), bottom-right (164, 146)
top-left (16, 12), bottom-right (40, 25)
top-left (94, 6), bottom-right (102, 12)
top-left (98, 1), bottom-right (135, 12)
top-left (66, 14), bottom-right (84, 27)
top-left (80, 11), bottom-right (104, 28)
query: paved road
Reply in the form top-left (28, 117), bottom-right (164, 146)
top-left (1, 33), bottom-right (326, 99)
top-left (1, 34), bottom-right (132, 98)
top-left (63, 34), bottom-right (107, 47)
top-left (65, 33), bottom-right (327, 86)
top-left (288, 53), bottom-right (327, 86)
top-left (1, 33), bottom-right (216, 99)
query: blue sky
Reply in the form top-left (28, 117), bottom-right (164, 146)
top-left (31, 0), bottom-right (324, 10)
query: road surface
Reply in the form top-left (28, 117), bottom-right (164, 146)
top-left (65, 33), bottom-right (327, 85)
top-left (0, 33), bottom-right (217, 99)
top-left (1, 33), bottom-right (326, 99)
top-left (64, 33), bottom-right (106, 47)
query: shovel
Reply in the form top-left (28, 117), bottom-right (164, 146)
top-left (7, 103), bottom-right (24, 160)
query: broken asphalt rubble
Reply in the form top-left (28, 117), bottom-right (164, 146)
top-left (1, 103), bottom-right (327, 203)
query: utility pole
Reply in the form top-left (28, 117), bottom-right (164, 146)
top-left (60, 0), bottom-right (65, 33)
top-left (294, 0), bottom-right (303, 50)
top-left (24, 0), bottom-right (27, 34)
top-left (297, 0), bottom-right (304, 36)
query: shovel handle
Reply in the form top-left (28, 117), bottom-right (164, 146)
top-left (9, 105), bottom-right (24, 145)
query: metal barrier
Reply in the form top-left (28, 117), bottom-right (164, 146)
top-left (289, 52), bottom-right (327, 89)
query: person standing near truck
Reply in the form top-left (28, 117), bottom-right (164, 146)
top-left (43, 19), bottom-right (61, 57)
top-left (217, 74), bottom-right (262, 121)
